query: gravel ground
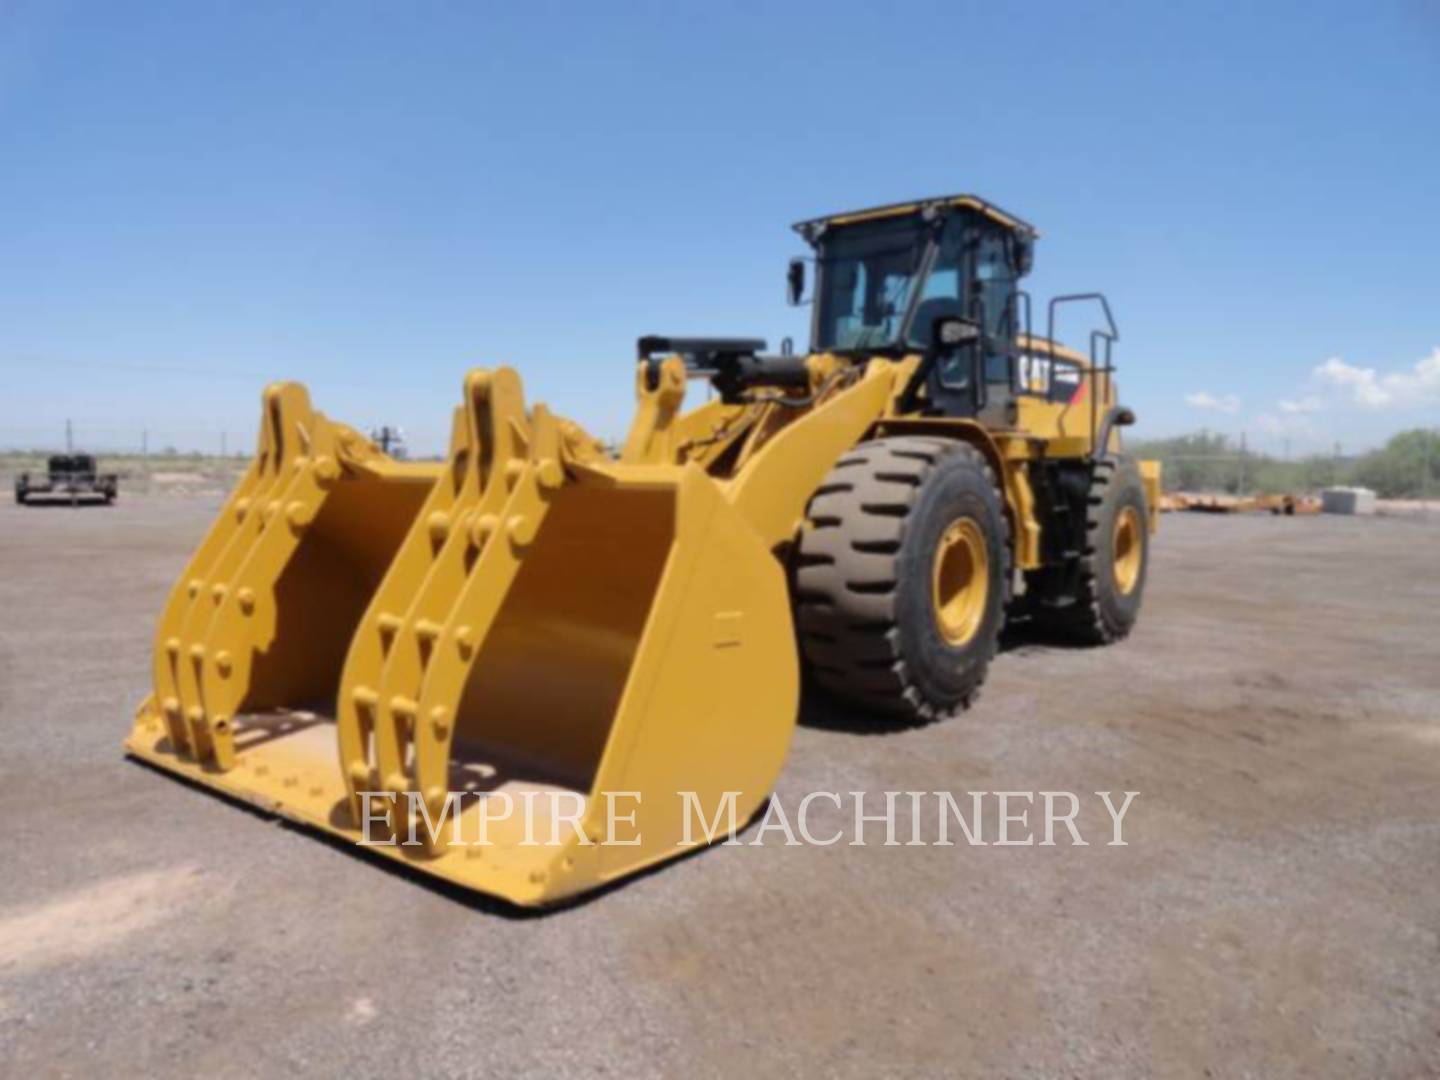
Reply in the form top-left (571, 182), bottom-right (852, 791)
top-left (1, 497), bottom-right (1437, 1078)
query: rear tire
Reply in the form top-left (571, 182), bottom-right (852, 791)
top-left (793, 437), bottom-right (1008, 723)
top-left (1041, 457), bottom-right (1149, 644)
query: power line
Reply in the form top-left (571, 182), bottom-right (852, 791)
top-left (0, 357), bottom-right (428, 389)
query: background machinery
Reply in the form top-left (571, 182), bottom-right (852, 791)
top-left (16, 453), bottom-right (119, 505)
top-left (127, 194), bottom-right (1159, 906)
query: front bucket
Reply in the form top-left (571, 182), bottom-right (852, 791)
top-left (129, 369), bottom-right (799, 907)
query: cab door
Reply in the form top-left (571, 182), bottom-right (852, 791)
top-left (971, 226), bottom-right (1020, 428)
top-left (921, 221), bottom-right (1019, 423)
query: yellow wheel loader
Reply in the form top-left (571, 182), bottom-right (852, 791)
top-left (127, 194), bottom-right (1160, 907)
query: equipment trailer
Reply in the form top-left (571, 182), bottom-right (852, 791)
top-left (16, 454), bottom-right (119, 505)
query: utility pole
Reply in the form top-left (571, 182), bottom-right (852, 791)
top-left (65, 418), bottom-right (73, 453)
top-left (221, 431), bottom-right (227, 457)
top-left (1238, 431), bottom-right (1247, 494)
top-left (142, 429), bottom-right (149, 457)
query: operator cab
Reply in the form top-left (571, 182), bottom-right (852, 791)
top-left (793, 194), bottom-right (1037, 426)
top-left (49, 454), bottom-right (97, 476)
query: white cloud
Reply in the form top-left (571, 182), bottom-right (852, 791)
top-left (1385, 347), bottom-right (1440, 400)
top-left (1313, 349), bottom-right (1440, 409)
top-left (1184, 391), bottom-right (1241, 414)
top-left (1278, 395), bottom-right (1323, 414)
top-left (1314, 357), bottom-right (1390, 407)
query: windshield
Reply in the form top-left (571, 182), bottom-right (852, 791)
top-left (814, 219), bottom-right (929, 351)
top-left (813, 216), bottom-right (975, 352)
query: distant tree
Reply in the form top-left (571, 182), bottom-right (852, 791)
top-left (1351, 429), bottom-right (1440, 498)
top-left (1296, 453), bottom-right (1343, 491)
top-left (1127, 431), bottom-right (1242, 492)
top-left (1126, 430), bottom-right (1370, 495)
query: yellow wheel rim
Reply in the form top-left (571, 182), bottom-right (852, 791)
top-left (1112, 505), bottom-right (1142, 596)
top-left (931, 518), bottom-right (989, 646)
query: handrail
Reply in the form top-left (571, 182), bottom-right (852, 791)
top-left (1046, 293), bottom-right (1120, 457)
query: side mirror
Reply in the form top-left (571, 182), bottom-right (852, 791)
top-left (786, 258), bottom-right (807, 306)
top-left (933, 315), bottom-right (982, 348)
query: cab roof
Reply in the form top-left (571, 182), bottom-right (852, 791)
top-left (793, 193), bottom-right (1038, 239)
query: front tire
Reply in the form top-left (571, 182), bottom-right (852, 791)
top-left (794, 437), bottom-right (1008, 722)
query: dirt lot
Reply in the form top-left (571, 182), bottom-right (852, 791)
top-left (1, 497), bottom-right (1437, 1078)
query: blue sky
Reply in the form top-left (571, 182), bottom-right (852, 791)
top-left (2, 0), bottom-right (1437, 456)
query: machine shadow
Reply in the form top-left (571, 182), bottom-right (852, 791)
top-left (797, 615), bottom-right (1090, 734)
top-left (18, 499), bottom-right (115, 509)
top-left (126, 752), bottom-right (766, 921)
